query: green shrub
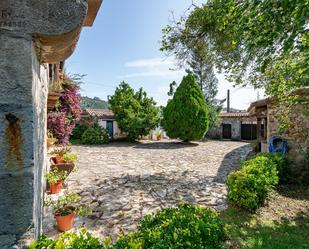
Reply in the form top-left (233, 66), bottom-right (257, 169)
top-left (254, 153), bottom-right (291, 184)
top-left (29, 228), bottom-right (110, 249)
top-left (227, 156), bottom-right (279, 210)
top-left (71, 124), bottom-right (88, 141)
top-left (81, 124), bottom-right (110, 145)
top-left (30, 205), bottom-right (227, 249)
top-left (113, 203), bottom-right (227, 249)
top-left (161, 74), bottom-right (209, 142)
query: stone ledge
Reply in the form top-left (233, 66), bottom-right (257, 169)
top-left (0, 0), bottom-right (102, 63)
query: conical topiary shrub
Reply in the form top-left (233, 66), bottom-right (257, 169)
top-left (161, 74), bottom-right (209, 141)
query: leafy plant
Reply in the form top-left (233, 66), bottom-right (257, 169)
top-left (81, 124), bottom-right (110, 145)
top-left (70, 124), bottom-right (88, 142)
top-left (29, 228), bottom-right (112, 249)
top-left (161, 1), bottom-right (308, 103)
top-left (161, 74), bottom-right (209, 141)
top-left (227, 155), bottom-right (279, 210)
top-left (113, 203), bottom-right (228, 249)
top-left (254, 153), bottom-right (291, 184)
top-left (108, 82), bottom-right (160, 141)
top-left (30, 204), bottom-right (227, 249)
top-left (50, 146), bottom-right (72, 157)
top-left (62, 154), bottom-right (79, 163)
top-left (45, 192), bottom-right (92, 217)
top-left (46, 169), bottom-right (68, 184)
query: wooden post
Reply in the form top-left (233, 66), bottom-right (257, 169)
top-left (257, 118), bottom-right (262, 152)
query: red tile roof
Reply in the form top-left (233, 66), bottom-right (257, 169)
top-left (219, 112), bottom-right (250, 117)
top-left (84, 109), bottom-right (115, 120)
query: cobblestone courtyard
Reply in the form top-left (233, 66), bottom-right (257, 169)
top-left (44, 140), bottom-right (252, 239)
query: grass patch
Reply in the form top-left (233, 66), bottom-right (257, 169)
top-left (221, 185), bottom-right (309, 248)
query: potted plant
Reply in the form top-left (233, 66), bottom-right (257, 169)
top-left (50, 147), bottom-right (78, 174)
top-left (46, 169), bottom-right (68, 194)
top-left (45, 192), bottom-right (92, 232)
top-left (50, 147), bottom-right (72, 164)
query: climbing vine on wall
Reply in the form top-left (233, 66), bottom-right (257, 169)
top-left (48, 74), bottom-right (82, 145)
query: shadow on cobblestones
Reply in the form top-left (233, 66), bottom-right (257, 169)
top-left (215, 144), bottom-right (252, 183)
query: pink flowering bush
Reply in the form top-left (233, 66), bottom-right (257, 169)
top-left (48, 74), bottom-right (82, 145)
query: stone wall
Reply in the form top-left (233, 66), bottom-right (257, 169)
top-left (222, 117), bottom-right (242, 140)
top-left (0, 31), bottom-right (48, 248)
top-left (267, 101), bottom-right (309, 162)
top-left (207, 117), bottom-right (242, 140)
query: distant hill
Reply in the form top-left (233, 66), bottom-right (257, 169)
top-left (80, 96), bottom-right (109, 109)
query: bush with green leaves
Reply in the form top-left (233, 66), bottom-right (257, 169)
top-left (227, 155), bottom-right (279, 210)
top-left (254, 152), bottom-right (291, 184)
top-left (113, 203), bottom-right (227, 249)
top-left (30, 204), bottom-right (227, 249)
top-left (108, 82), bottom-right (160, 141)
top-left (29, 228), bottom-right (111, 249)
top-left (81, 124), bottom-right (110, 145)
top-left (161, 74), bottom-right (209, 142)
top-left (70, 124), bottom-right (88, 141)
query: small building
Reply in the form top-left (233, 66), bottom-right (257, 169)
top-left (248, 88), bottom-right (309, 162)
top-left (80, 109), bottom-right (126, 140)
top-left (207, 112), bottom-right (257, 141)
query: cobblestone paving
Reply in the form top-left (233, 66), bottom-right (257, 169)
top-left (43, 140), bottom-right (252, 239)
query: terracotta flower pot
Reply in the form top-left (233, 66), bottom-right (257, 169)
top-left (49, 180), bottom-right (63, 194)
top-left (50, 159), bottom-right (75, 176)
top-left (55, 155), bottom-right (64, 164)
top-left (55, 212), bottom-right (74, 232)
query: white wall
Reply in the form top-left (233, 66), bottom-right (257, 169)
top-left (98, 120), bottom-right (106, 129)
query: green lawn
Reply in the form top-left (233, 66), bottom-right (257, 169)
top-left (221, 186), bottom-right (309, 249)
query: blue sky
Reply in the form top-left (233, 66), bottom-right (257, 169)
top-left (67, 0), bottom-right (263, 110)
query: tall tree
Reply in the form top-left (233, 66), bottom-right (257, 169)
top-left (161, 1), bottom-right (308, 128)
top-left (108, 82), bottom-right (160, 141)
top-left (163, 20), bottom-right (220, 130)
top-left (161, 74), bottom-right (209, 142)
top-left (186, 41), bottom-right (218, 105)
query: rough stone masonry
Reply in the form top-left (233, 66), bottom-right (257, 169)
top-left (0, 1), bottom-right (88, 248)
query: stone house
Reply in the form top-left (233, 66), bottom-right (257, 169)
top-left (248, 88), bottom-right (309, 162)
top-left (0, 1), bottom-right (102, 247)
top-left (80, 109), bottom-right (127, 140)
top-left (207, 112), bottom-right (257, 141)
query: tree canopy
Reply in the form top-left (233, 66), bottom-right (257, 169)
top-left (161, 74), bottom-right (209, 142)
top-left (108, 82), bottom-right (160, 141)
top-left (161, 0), bottom-right (308, 98)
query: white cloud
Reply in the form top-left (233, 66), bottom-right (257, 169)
top-left (125, 57), bottom-right (177, 68)
top-left (120, 57), bottom-right (185, 79)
